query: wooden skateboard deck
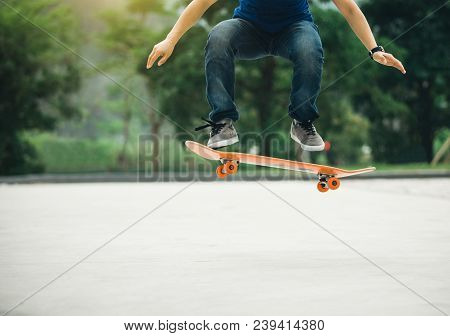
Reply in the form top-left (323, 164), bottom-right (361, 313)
top-left (185, 141), bottom-right (376, 192)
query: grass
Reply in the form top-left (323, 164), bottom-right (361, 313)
top-left (24, 132), bottom-right (450, 175)
top-left (341, 162), bottom-right (450, 171)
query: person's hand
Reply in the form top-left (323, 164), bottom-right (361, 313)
top-left (146, 38), bottom-right (176, 69)
top-left (373, 51), bottom-right (406, 74)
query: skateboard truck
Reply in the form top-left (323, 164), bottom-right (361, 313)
top-left (317, 174), bottom-right (341, 193)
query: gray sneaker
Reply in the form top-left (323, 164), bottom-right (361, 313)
top-left (195, 117), bottom-right (239, 149)
top-left (290, 119), bottom-right (325, 151)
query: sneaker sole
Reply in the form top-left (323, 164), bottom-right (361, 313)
top-left (290, 131), bottom-right (325, 152)
top-left (208, 136), bottom-right (239, 149)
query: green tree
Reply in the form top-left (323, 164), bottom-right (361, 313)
top-left (0, 0), bottom-right (80, 174)
top-left (361, 0), bottom-right (449, 162)
top-left (99, 10), bottom-right (151, 169)
top-left (311, 4), bottom-right (372, 165)
top-left (100, 0), bottom-right (175, 171)
top-left (127, 0), bottom-right (166, 16)
top-left (138, 0), bottom-right (213, 140)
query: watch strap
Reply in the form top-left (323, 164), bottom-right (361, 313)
top-left (369, 46), bottom-right (385, 59)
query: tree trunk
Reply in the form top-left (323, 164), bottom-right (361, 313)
top-left (117, 112), bottom-right (131, 169)
top-left (255, 58), bottom-right (276, 156)
top-left (148, 112), bottom-right (163, 172)
top-left (117, 96), bottom-right (132, 170)
top-left (418, 81), bottom-right (434, 162)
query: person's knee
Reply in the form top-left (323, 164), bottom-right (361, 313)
top-left (206, 20), bottom-right (239, 56)
top-left (291, 42), bottom-right (323, 67)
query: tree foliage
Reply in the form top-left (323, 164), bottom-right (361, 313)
top-left (2, 0), bottom-right (448, 174)
top-left (361, 0), bottom-right (450, 162)
top-left (127, 0), bottom-right (166, 16)
top-left (0, 0), bottom-right (80, 174)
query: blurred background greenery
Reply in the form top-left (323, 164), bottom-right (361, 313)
top-left (0, 0), bottom-right (449, 175)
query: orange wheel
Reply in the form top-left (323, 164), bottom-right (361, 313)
top-left (216, 165), bottom-right (228, 179)
top-left (224, 161), bottom-right (238, 175)
top-left (328, 177), bottom-right (340, 190)
top-left (317, 182), bottom-right (329, 193)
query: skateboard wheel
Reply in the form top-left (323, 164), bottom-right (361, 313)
top-left (224, 161), bottom-right (238, 175)
top-left (216, 165), bottom-right (227, 179)
top-left (328, 177), bottom-right (340, 190)
top-left (317, 182), bottom-right (329, 193)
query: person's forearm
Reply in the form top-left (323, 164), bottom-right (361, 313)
top-left (334, 0), bottom-right (377, 51)
top-left (166, 0), bottom-right (216, 44)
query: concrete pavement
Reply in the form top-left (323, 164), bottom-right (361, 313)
top-left (0, 179), bottom-right (449, 315)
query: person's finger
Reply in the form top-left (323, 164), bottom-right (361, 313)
top-left (147, 52), bottom-right (156, 69)
top-left (148, 50), bottom-right (160, 69)
top-left (158, 54), bottom-right (169, 66)
top-left (146, 47), bottom-right (156, 69)
top-left (385, 54), bottom-right (406, 74)
top-left (148, 49), bottom-right (163, 69)
top-left (383, 53), bottom-right (395, 63)
top-left (393, 59), bottom-right (406, 74)
top-left (157, 49), bottom-right (173, 66)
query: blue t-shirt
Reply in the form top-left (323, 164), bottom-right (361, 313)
top-left (233, 0), bottom-right (313, 33)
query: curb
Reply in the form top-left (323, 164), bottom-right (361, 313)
top-left (0, 170), bottom-right (449, 184)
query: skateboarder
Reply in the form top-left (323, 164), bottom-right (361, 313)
top-left (147, 0), bottom-right (406, 150)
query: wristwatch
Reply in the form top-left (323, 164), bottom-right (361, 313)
top-left (369, 46), bottom-right (385, 59)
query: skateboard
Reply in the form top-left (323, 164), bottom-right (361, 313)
top-left (185, 141), bottom-right (376, 192)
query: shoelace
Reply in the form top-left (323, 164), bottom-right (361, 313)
top-left (298, 121), bottom-right (317, 136)
top-left (195, 117), bottom-right (226, 136)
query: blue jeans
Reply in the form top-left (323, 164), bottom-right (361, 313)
top-left (205, 18), bottom-right (324, 123)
